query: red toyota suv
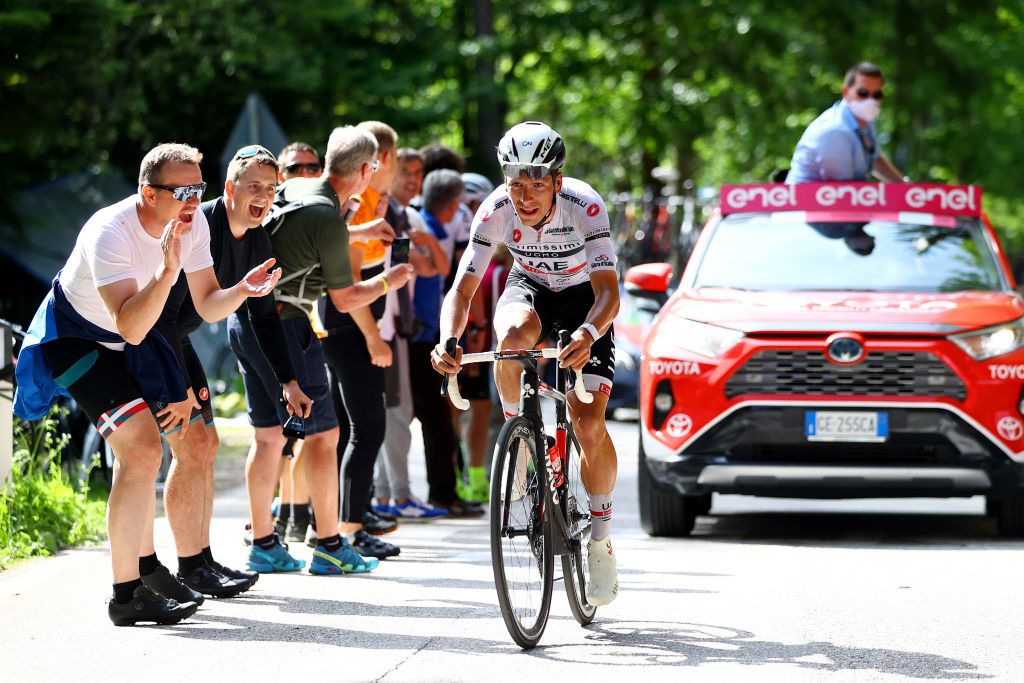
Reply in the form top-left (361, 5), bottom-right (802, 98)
top-left (630, 182), bottom-right (1024, 537)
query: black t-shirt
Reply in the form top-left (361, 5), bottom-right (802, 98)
top-left (154, 197), bottom-right (295, 386)
top-left (317, 200), bottom-right (410, 335)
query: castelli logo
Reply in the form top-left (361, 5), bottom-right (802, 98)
top-left (587, 204), bottom-right (600, 217)
top-left (198, 387), bottom-right (209, 401)
top-left (481, 211), bottom-right (491, 222)
top-left (816, 183), bottom-right (887, 207)
top-left (512, 229), bottom-right (522, 242)
top-left (724, 184), bottom-right (797, 210)
top-left (905, 185), bottom-right (977, 212)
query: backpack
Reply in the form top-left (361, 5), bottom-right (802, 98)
top-left (262, 187), bottom-right (336, 315)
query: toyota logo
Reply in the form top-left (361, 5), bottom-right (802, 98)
top-left (826, 336), bottom-right (864, 364)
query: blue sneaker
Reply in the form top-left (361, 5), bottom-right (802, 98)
top-left (310, 538), bottom-right (379, 575)
top-left (390, 498), bottom-right (448, 522)
top-left (247, 542), bottom-right (305, 573)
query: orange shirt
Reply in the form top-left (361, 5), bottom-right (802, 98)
top-left (350, 186), bottom-right (386, 268)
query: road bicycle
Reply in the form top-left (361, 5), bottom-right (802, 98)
top-left (442, 331), bottom-right (597, 648)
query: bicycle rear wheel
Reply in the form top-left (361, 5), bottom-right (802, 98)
top-left (560, 426), bottom-right (596, 625)
top-left (490, 416), bottom-right (554, 649)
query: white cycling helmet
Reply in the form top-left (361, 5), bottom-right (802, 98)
top-left (496, 121), bottom-right (566, 178)
top-left (461, 173), bottom-right (495, 202)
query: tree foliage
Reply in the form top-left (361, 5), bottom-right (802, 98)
top-left (3, 0), bottom-right (1024, 242)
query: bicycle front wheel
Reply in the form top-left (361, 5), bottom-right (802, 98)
top-left (561, 426), bottom-right (596, 625)
top-left (490, 416), bottom-right (554, 649)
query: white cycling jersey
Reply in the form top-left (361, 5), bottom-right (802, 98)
top-left (456, 176), bottom-right (617, 292)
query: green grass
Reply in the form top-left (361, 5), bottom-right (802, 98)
top-left (0, 408), bottom-right (107, 570)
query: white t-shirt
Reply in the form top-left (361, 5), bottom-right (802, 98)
top-left (59, 195), bottom-right (214, 348)
top-left (456, 177), bottom-right (616, 292)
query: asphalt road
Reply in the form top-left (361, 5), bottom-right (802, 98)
top-left (3, 417), bottom-right (1024, 682)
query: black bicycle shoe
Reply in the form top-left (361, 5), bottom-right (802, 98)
top-left (108, 585), bottom-right (198, 626)
top-left (141, 564), bottom-right (205, 606)
top-left (209, 560), bottom-right (259, 588)
top-left (352, 529), bottom-right (401, 559)
top-left (362, 509), bottom-right (398, 536)
top-left (178, 563), bottom-right (250, 599)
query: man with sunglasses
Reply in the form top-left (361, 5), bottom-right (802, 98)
top-left (789, 61), bottom-right (906, 184)
top-left (14, 143), bottom-right (282, 625)
top-left (278, 142), bottom-right (323, 181)
top-left (229, 126), bottom-right (412, 576)
top-left (152, 144), bottom-right (313, 596)
top-left (432, 121), bottom-right (622, 606)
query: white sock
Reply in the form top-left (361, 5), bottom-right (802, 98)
top-left (501, 399), bottom-right (520, 419)
top-left (589, 492), bottom-right (612, 541)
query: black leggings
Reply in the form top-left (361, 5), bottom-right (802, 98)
top-left (321, 327), bottom-right (386, 524)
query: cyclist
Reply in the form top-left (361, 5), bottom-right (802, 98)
top-left (431, 121), bottom-right (620, 606)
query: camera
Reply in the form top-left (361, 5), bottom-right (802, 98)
top-left (282, 414), bottom-right (306, 440)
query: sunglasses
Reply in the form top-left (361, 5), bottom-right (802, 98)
top-left (855, 88), bottom-right (884, 100)
top-left (367, 159), bottom-right (380, 173)
top-left (284, 162), bottom-right (322, 175)
top-left (502, 164), bottom-right (556, 180)
top-left (147, 182), bottom-right (207, 202)
top-left (234, 144), bottom-right (276, 161)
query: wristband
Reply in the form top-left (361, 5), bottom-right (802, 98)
top-left (578, 323), bottom-right (599, 343)
top-left (379, 272), bottom-right (389, 295)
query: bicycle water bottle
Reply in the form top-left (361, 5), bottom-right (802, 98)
top-left (546, 435), bottom-right (564, 488)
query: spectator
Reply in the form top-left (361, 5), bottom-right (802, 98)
top-left (277, 142), bottom-right (323, 181)
top-left (228, 126), bottom-right (410, 576)
top-left (152, 144), bottom-right (314, 599)
top-left (408, 169), bottom-right (483, 517)
top-left (14, 143), bottom-right (280, 625)
top-left (374, 148), bottom-right (449, 521)
top-left (315, 120), bottom-right (405, 560)
top-left (788, 61), bottom-right (905, 184)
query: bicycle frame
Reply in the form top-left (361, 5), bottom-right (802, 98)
top-left (442, 335), bottom-right (593, 557)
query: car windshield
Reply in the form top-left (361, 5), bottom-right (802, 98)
top-left (693, 216), bottom-right (1004, 293)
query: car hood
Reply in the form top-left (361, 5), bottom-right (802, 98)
top-left (667, 288), bottom-right (1024, 334)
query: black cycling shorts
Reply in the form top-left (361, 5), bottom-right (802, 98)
top-left (151, 338), bottom-right (215, 433)
top-left (495, 268), bottom-right (615, 397)
top-left (42, 337), bottom-right (157, 439)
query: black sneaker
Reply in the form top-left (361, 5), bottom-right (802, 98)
top-left (352, 529), bottom-right (401, 559)
top-left (429, 496), bottom-right (485, 518)
top-left (362, 509), bottom-right (398, 536)
top-left (209, 560), bottom-right (259, 588)
top-left (178, 563), bottom-right (250, 599)
top-left (108, 585), bottom-right (198, 626)
top-left (285, 518), bottom-right (309, 544)
top-left (141, 564), bottom-right (205, 606)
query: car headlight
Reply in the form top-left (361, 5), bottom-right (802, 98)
top-left (951, 318), bottom-right (1024, 360)
top-left (648, 316), bottom-right (745, 359)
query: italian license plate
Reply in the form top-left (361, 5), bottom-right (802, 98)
top-left (805, 411), bottom-right (888, 443)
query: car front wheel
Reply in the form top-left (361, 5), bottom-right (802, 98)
top-left (637, 435), bottom-right (710, 537)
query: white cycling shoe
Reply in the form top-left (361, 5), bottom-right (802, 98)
top-left (585, 536), bottom-right (619, 606)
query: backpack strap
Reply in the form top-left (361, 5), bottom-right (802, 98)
top-left (264, 194), bottom-right (336, 314)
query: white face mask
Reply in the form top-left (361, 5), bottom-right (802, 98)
top-left (848, 97), bottom-right (881, 123)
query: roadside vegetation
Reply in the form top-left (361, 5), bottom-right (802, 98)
top-left (0, 407), bottom-right (106, 569)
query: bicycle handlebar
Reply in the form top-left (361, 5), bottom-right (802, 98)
top-left (442, 342), bottom-right (594, 411)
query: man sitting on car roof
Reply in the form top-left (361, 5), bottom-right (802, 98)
top-left (788, 61), bottom-right (906, 184)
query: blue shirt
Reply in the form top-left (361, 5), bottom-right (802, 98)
top-left (411, 209), bottom-right (448, 344)
top-left (788, 99), bottom-right (879, 184)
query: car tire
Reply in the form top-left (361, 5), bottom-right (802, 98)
top-left (637, 435), bottom-right (697, 537)
top-left (995, 495), bottom-right (1024, 537)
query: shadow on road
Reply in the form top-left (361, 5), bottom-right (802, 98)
top-left (530, 620), bottom-right (989, 679)
top-left (687, 511), bottom-right (1024, 550)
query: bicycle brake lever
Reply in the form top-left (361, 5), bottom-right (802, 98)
top-left (441, 336), bottom-right (470, 411)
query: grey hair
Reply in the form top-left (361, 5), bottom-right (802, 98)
top-left (422, 169), bottom-right (464, 215)
top-left (324, 126), bottom-right (379, 177)
top-left (138, 143), bottom-right (202, 185)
